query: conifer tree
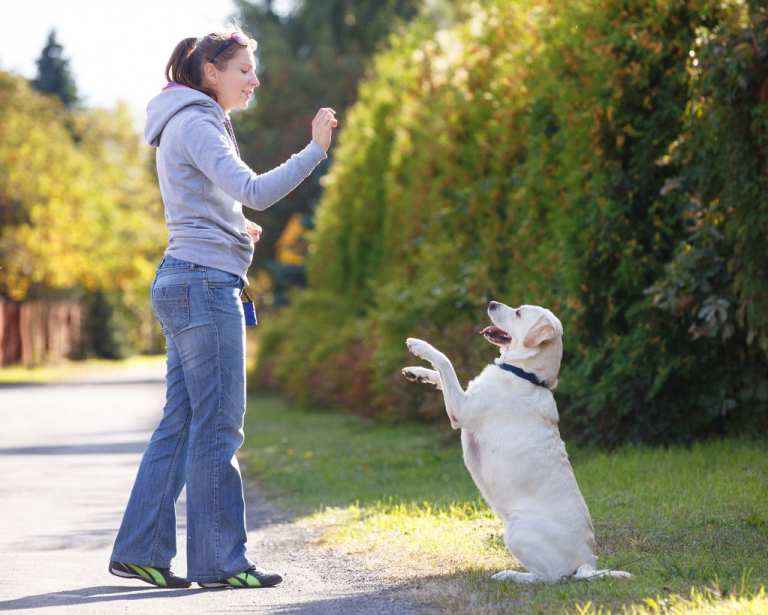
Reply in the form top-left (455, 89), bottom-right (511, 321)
top-left (33, 30), bottom-right (78, 108)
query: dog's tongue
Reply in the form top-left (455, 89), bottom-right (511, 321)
top-left (480, 326), bottom-right (502, 335)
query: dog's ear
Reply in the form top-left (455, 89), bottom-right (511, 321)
top-left (523, 314), bottom-right (556, 348)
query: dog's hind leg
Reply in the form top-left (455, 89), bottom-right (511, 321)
top-left (402, 367), bottom-right (442, 390)
top-left (492, 570), bottom-right (541, 584)
top-left (574, 565), bottom-right (631, 581)
top-left (503, 518), bottom-right (589, 583)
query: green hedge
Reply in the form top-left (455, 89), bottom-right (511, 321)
top-left (256, 0), bottom-right (768, 444)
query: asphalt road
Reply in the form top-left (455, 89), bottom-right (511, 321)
top-left (0, 362), bottom-right (429, 614)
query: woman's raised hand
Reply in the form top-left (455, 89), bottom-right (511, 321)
top-left (312, 108), bottom-right (337, 152)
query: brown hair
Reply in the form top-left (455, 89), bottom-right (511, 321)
top-left (165, 21), bottom-right (257, 103)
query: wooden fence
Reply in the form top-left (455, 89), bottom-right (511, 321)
top-left (0, 298), bottom-right (84, 367)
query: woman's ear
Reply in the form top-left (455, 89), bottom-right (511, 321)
top-left (203, 62), bottom-right (218, 85)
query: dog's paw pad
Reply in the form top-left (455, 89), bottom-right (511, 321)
top-left (402, 367), bottom-right (434, 384)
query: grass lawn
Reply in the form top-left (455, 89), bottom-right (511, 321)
top-left (242, 394), bottom-right (768, 614)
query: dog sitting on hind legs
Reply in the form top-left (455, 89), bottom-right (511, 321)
top-left (402, 301), bottom-right (631, 584)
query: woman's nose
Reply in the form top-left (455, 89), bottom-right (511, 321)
top-left (252, 76), bottom-right (260, 87)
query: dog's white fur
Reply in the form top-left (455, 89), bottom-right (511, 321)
top-left (402, 301), bottom-right (630, 584)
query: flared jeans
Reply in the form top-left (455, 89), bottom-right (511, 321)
top-left (111, 255), bottom-right (252, 582)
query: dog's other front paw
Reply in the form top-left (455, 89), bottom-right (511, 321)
top-left (405, 338), bottom-right (438, 361)
top-left (402, 367), bottom-right (424, 382)
top-left (402, 367), bottom-right (442, 389)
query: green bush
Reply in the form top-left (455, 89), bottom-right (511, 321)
top-left (255, 0), bottom-right (768, 444)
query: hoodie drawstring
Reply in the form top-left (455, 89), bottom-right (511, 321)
top-left (222, 117), bottom-right (240, 158)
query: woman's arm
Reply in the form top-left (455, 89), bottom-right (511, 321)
top-left (181, 113), bottom-right (328, 211)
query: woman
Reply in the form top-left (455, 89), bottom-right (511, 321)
top-left (109, 25), bottom-right (336, 589)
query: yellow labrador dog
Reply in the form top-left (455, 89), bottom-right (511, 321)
top-left (402, 301), bottom-right (630, 584)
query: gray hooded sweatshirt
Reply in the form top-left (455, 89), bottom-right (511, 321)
top-left (145, 85), bottom-right (326, 283)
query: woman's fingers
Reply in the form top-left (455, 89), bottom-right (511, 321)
top-left (313, 109), bottom-right (336, 127)
top-left (312, 108), bottom-right (338, 151)
top-left (245, 220), bottom-right (262, 243)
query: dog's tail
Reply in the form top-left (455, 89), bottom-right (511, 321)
top-left (575, 564), bottom-right (631, 581)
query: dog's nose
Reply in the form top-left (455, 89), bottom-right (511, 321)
top-left (489, 301), bottom-right (500, 310)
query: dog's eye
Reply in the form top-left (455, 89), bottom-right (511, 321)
top-left (516, 309), bottom-right (521, 317)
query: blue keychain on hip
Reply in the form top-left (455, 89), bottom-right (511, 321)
top-left (241, 288), bottom-right (257, 326)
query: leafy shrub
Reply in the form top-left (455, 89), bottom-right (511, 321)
top-left (255, 0), bottom-right (768, 444)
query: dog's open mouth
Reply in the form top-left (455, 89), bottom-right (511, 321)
top-left (480, 326), bottom-right (512, 345)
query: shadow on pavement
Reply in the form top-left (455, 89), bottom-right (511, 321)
top-left (0, 379), bottom-right (166, 390)
top-left (53, 379), bottom-right (166, 388)
top-left (0, 585), bottom-right (198, 611)
top-left (0, 442), bottom-right (148, 456)
top-left (0, 382), bottom-right (48, 389)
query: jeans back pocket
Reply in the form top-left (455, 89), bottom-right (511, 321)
top-left (152, 284), bottom-right (190, 335)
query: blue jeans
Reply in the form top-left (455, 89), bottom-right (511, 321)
top-left (111, 256), bottom-right (252, 582)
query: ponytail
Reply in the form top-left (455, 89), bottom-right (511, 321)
top-left (164, 37), bottom-right (219, 101)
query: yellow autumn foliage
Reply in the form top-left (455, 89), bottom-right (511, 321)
top-left (0, 70), bottom-right (165, 305)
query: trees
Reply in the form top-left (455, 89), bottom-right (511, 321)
top-left (32, 30), bottom-right (79, 109)
top-left (233, 0), bottom-right (431, 274)
top-left (0, 70), bottom-right (165, 358)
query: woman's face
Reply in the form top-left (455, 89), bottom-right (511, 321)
top-left (207, 46), bottom-right (259, 113)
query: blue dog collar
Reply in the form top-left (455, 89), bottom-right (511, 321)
top-left (497, 363), bottom-right (548, 388)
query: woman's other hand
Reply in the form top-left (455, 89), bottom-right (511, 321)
top-left (312, 108), bottom-right (337, 152)
top-left (245, 219), bottom-right (262, 243)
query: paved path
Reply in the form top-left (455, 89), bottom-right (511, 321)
top-left (0, 363), bottom-right (428, 614)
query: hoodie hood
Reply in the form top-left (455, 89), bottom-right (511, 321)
top-left (145, 85), bottom-right (225, 148)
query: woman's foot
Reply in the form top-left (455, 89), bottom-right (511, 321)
top-left (108, 560), bottom-right (191, 588)
top-left (198, 565), bottom-right (283, 588)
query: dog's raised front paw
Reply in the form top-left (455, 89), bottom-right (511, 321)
top-left (406, 338), bottom-right (438, 361)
